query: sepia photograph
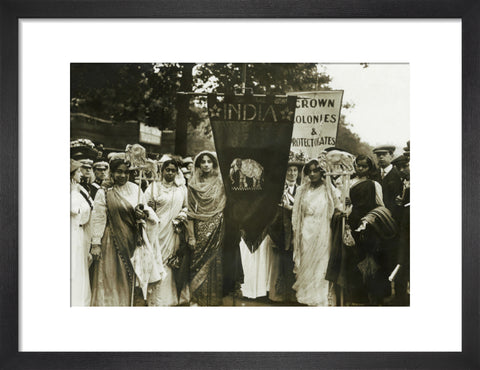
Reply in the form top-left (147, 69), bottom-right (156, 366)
top-left (13, 15), bottom-right (468, 361)
top-left (70, 62), bottom-right (410, 308)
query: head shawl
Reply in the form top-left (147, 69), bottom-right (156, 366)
top-left (299, 153), bottom-right (327, 187)
top-left (187, 151), bottom-right (226, 220)
top-left (157, 155), bottom-right (185, 186)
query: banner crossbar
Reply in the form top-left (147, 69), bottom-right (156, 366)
top-left (176, 91), bottom-right (289, 98)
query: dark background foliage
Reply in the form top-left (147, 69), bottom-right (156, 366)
top-left (71, 63), bottom-right (373, 156)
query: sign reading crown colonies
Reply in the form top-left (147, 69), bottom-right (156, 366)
top-left (209, 103), bottom-right (294, 122)
top-left (296, 98), bottom-right (336, 109)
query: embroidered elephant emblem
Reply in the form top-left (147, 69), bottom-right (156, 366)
top-left (230, 158), bottom-right (264, 190)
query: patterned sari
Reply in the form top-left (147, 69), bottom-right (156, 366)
top-left (189, 212), bottom-right (225, 305)
top-left (187, 151), bottom-right (226, 306)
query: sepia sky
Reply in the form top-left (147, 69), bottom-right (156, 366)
top-left (322, 63), bottom-right (410, 154)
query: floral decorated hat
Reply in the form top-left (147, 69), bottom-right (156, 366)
top-left (288, 151), bottom-right (308, 168)
top-left (70, 138), bottom-right (98, 161)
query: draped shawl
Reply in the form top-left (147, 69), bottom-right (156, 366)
top-left (187, 151), bottom-right (226, 221)
top-left (106, 187), bottom-right (137, 280)
top-left (106, 186), bottom-right (162, 301)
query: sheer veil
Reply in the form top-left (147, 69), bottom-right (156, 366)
top-left (292, 154), bottom-right (341, 270)
top-left (187, 151), bottom-right (226, 221)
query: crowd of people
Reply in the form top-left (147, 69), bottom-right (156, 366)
top-left (70, 139), bottom-right (410, 307)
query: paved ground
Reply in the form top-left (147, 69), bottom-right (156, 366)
top-left (133, 288), bottom-right (408, 307)
top-left (222, 294), bottom-right (305, 307)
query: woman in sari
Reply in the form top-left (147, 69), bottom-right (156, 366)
top-left (292, 157), bottom-right (341, 306)
top-left (90, 158), bottom-right (162, 306)
top-left (70, 159), bottom-right (93, 306)
top-left (187, 151), bottom-right (226, 306)
top-left (145, 159), bottom-right (188, 306)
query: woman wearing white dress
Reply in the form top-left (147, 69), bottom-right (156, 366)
top-left (292, 157), bottom-right (341, 306)
top-left (70, 159), bottom-right (92, 306)
top-left (145, 159), bottom-right (188, 306)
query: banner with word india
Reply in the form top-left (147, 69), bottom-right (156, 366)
top-left (288, 90), bottom-right (344, 159)
top-left (208, 94), bottom-right (296, 251)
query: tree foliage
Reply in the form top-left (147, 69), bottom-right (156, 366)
top-left (71, 63), bottom-right (331, 128)
top-left (71, 63), bottom-right (184, 130)
top-left (336, 115), bottom-right (374, 156)
top-left (71, 63), bottom-right (370, 156)
top-left (194, 63), bottom-right (331, 95)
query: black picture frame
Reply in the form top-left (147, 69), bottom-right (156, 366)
top-left (1, 1), bottom-right (478, 369)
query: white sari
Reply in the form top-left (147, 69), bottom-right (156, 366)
top-left (292, 179), bottom-right (340, 306)
top-left (145, 180), bottom-right (188, 306)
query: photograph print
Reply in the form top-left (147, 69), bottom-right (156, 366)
top-left (70, 63), bottom-right (410, 307)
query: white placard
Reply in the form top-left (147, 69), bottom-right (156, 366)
top-left (289, 90), bottom-right (343, 158)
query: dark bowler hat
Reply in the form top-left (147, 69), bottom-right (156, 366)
top-left (373, 145), bottom-right (396, 154)
top-left (391, 154), bottom-right (409, 166)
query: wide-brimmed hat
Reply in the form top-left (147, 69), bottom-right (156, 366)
top-left (70, 138), bottom-right (98, 161)
top-left (288, 151), bottom-right (307, 168)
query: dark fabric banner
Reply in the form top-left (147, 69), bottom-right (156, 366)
top-left (208, 94), bottom-right (297, 251)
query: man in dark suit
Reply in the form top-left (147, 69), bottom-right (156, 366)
top-left (391, 152), bottom-right (410, 306)
top-left (373, 146), bottom-right (403, 221)
top-left (373, 145), bottom-right (407, 305)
